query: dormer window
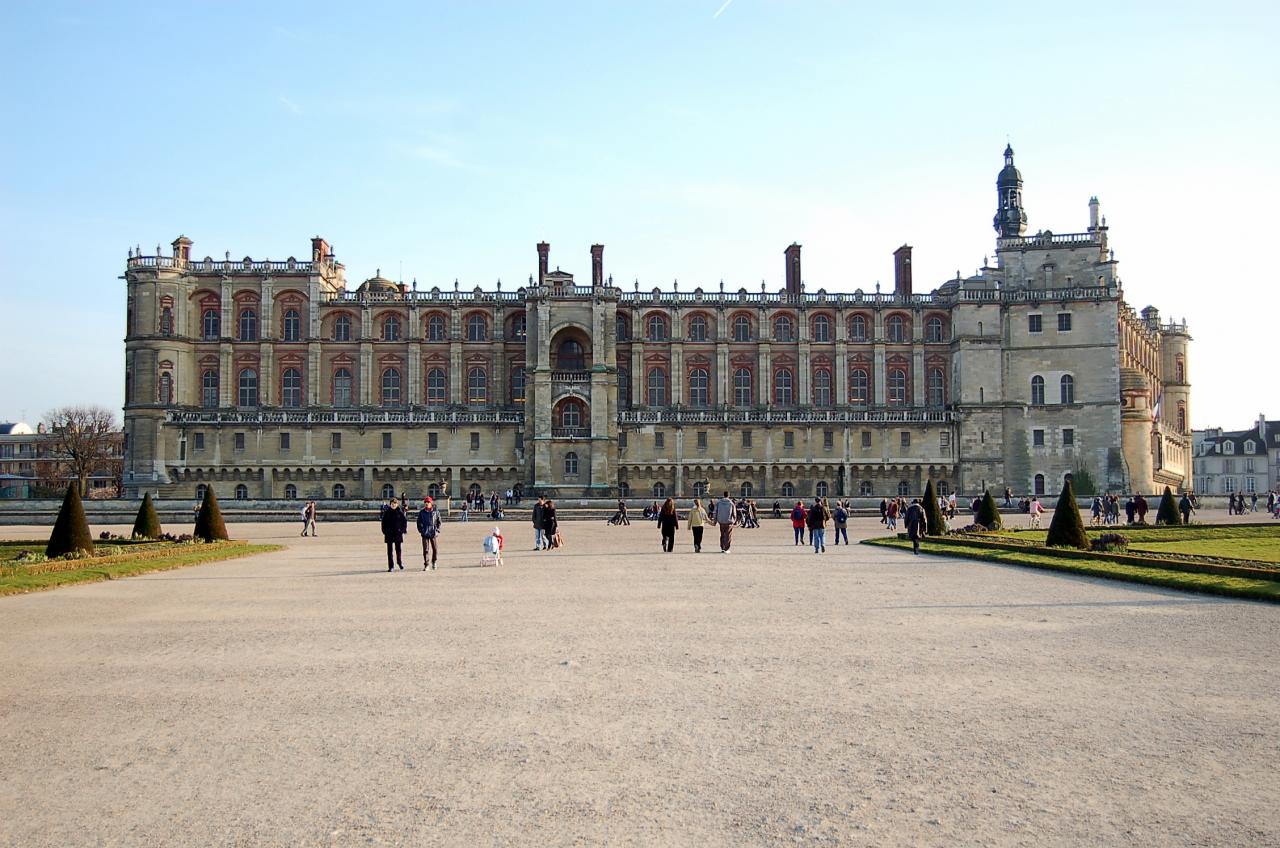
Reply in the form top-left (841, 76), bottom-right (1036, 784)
top-left (1223, 442), bottom-right (1234, 454)
top-left (1245, 440), bottom-right (1256, 454)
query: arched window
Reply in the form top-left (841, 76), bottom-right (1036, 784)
top-left (888, 368), bottom-right (907, 406)
top-left (689, 315), bottom-right (707, 342)
top-left (511, 366), bottom-right (525, 403)
top-left (334, 314), bottom-right (352, 342)
top-left (238, 308), bottom-right (258, 342)
top-left (1177, 402), bottom-right (1186, 434)
top-left (1034, 474), bottom-right (1046, 495)
top-left (816, 481), bottom-right (829, 498)
top-left (281, 368), bottom-right (302, 408)
top-left (887, 315), bottom-right (905, 343)
top-left (859, 481), bottom-right (873, 497)
top-left (332, 483), bottom-right (346, 499)
top-left (774, 369), bottom-right (794, 405)
top-left (564, 452), bottom-right (579, 476)
top-left (1060, 375), bottom-right (1075, 404)
top-left (646, 314), bottom-right (668, 341)
top-left (897, 481), bottom-right (910, 498)
top-left (381, 368), bottom-right (402, 407)
top-left (615, 314), bottom-right (630, 341)
top-left (938, 481), bottom-right (950, 497)
top-left (333, 368), bottom-right (353, 408)
top-left (466, 314), bottom-right (487, 341)
top-left (1175, 356), bottom-right (1185, 384)
top-left (646, 368), bottom-right (667, 406)
top-left (688, 368), bottom-right (709, 407)
top-left (557, 339), bottom-right (585, 371)
top-left (693, 481), bottom-right (708, 497)
top-left (382, 483), bottom-right (396, 500)
top-left (467, 367), bottom-right (488, 404)
top-left (850, 314), bottom-right (867, 342)
top-left (159, 307), bottom-right (173, 336)
top-left (774, 316), bottom-right (794, 342)
top-left (1031, 375), bottom-right (1046, 405)
top-left (195, 484), bottom-right (207, 501)
top-left (381, 315), bottom-right (402, 342)
top-left (618, 369), bottom-right (631, 408)
top-left (926, 316), bottom-right (945, 343)
top-left (509, 313), bottom-right (527, 340)
top-left (201, 370), bottom-right (219, 408)
top-left (618, 482), bottom-right (631, 497)
top-left (734, 368), bottom-right (753, 406)
top-left (812, 314), bottom-right (831, 342)
top-left (558, 399), bottom-right (583, 428)
top-left (425, 368), bottom-right (447, 405)
top-left (428, 483), bottom-right (441, 498)
top-left (158, 372), bottom-right (173, 404)
top-left (427, 314), bottom-right (446, 342)
top-left (284, 484), bottom-right (297, 499)
top-left (781, 481), bottom-right (795, 498)
top-left (927, 368), bottom-right (945, 406)
top-left (282, 309), bottom-right (301, 342)
top-left (849, 368), bottom-right (870, 405)
top-left (813, 369), bottom-right (831, 406)
top-left (202, 308), bottom-right (220, 340)
top-left (238, 368), bottom-right (258, 407)
top-left (740, 481), bottom-right (753, 498)
top-left (733, 314), bottom-right (752, 342)
top-left (652, 482), bottom-right (666, 498)
top-left (235, 484), bottom-right (249, 500)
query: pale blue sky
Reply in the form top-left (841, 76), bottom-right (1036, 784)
top-left (2, 0), bottom-right (1276, 428)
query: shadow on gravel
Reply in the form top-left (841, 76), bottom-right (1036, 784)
top-left (868, 598), bottom-right (1224, 610)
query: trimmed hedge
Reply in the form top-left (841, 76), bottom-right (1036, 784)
top-left (976, 490), bottom-right (1002, 530)
top-left (193, 487), bottom-right (229, 542)
top-left (132, 492), bottom-right (162, 540)
top-left (46, 483), bottom-right (94, 558)
top-left (1046, 479), bottom-right (1089, 549)
top-left (1156, 485), bottom-right (1181, 526)
top-left (923, 479), bottom-right (946, 536)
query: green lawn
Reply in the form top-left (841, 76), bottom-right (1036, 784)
top-left (1126, 539), bottom-right (1280, 563)
top-left (864, 536), bottom-right (1280, 603)
top-left (0, 541), bottom-right (282, 596)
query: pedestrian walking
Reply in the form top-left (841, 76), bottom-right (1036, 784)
top-left (417, 497), bottom-right (442, 570)
top-left (1135, 493), bottom-right (1149, 524)
top-left (618, 498), bottom-right (630, 525)
top-left (306, 501), bottom-right (318, 536)
top-left (1179, 492), bottom-right (1193, 525)
top-left (687, 498), bottom-right (707, 552)
top-left (381, 497), bottom-right (407, 571)
top-left (790, 500), bottom-right (807, 545)
top-left (658, 498), bottom-right (680, 552)
top-left (1029, 496), bottom-right (1044, 528)
top-left (544, 500), bottom-right (560, 549)
top-left (904, 498), bottom-right (926, 554)
top-left (833, 501), bottom-right (849, 545)
top-left (885, 498), bottom-right (900, 531)
top-left (807, 497), bottom-right (828, 554)
top-left (532, 496), bottom-right (547, 550)
top-left (714, 491), bottom-right (735, 553)
top-left (879, 497), bottom-right (889, 525)
top-left (299, 501), bottom-right (311, 536)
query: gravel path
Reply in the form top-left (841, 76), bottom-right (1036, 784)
top-left (1, 517), bottom-right (1277, 846)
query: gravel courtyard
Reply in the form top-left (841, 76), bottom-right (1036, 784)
top-left (1, 517), bottom-right (1277, 846)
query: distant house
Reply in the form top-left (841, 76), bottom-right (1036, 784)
top-left (1192, 415), bottom-right (1280, 497)
top-left (0, 422), bottom-right (124, 498)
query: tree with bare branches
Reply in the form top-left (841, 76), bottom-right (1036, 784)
top-left (42, 405), bottom-right (123, 497)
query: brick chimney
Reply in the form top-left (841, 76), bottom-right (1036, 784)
top-left (537, 242), bottom-right (550, 285)
top-left (311, 236), bottom-right (331, 263)
top-left (590, 244), bottom-right (604, 287)
top-left (784, 243), bottom-right (801, 296)
top-left (893, 244), bottom-right (913, 298)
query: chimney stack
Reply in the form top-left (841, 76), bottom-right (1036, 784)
top-left (590, 244), bottom-right (604, 287)
top-left (171, 235), bottom-right (192, 263)
top-left (311, 236), bottom-right (331, 263)
top-left (537, 241), bottom-right (550, 285)
top-left (1088, 196), bottom-right (1101, 230)
top-left (784, 243), bottom-right (802, 296)
top-left (893, 245), bottom-right (913, 298)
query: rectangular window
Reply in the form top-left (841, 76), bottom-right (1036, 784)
top-left (742, 430), bottom-right (752, 448)
top-left (1028, 314), bottom-right (1043, 333)
top-left (861, 431), bottom-right (872, 448)
top-left (331, 432), bottom-right (341, 451)
top-left (696, 431), bottom-right (708, 450)
top-left (234, 432), bottom-right (245, 451)
top-left (618, 431), bottom-right (627, 448)
top-left (655, 431), bottom-right (665, 449)
top-left (1223, 459), bottom-right (1234, 473)
top-left (1033, 428), bottom-right (1045, 447)
top-left (470, 432), bottom-right (480, 451)
top-left (382, 432), bottom-right (392, 450)
top-left (783, 431), bottom-right (794, 449)
top-left (515, 431), bottom-right (524, 451)
top-left (939, 431), bottom-right (951, 455)
top-left (1245, 459), bottom-right (1255, 473)
top-left (428, 432), bottom-right (438, 451)
top-left (1063, 428), bottom-right (1074, 446)
top-left (900, 431), bottom-right (911, 449)
top-left (193, 432), bottom-right (205, 451)
top-left (1058, 313), bottom-right (1072, 332)
top-left (823, 430), bottom-right (834, 450)
top-left (280, 432), bottom-right (291, 451)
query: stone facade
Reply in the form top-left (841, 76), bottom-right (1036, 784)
top-left (121, 149), bottom-right (1191, 502)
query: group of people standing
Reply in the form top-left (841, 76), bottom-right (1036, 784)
top-left (379, 496), bottom-right (443, 571)
top-left (1228, 492), bottom-right (1260, 515)
top-left (530, 496), bottom-right (562, 551)
top-left (789, 499), bottom-right (852, 551)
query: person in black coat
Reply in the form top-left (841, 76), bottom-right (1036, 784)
top-left (904, 498), bottom-right (926, 555)
top-left (382, 497), bottom-right (407, 570)
top-left (657, 498), bottom-right (680, 552)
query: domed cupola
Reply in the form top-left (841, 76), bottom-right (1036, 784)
top-left (993, 144), bottom-right (1029, 238)
top-left (357, 269), bottom-right (399, 295)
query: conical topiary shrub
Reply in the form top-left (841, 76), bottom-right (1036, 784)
top-left (1156, 485), bottom-right (1181, 526)
top-left (1046, 479), bottom-right (1090, 549)
top-left (923, 479), bottom-right (947, 536)
top-left (193, 486), bottom-right (229, 542)
top-left (976, 489), bottom-right (1002, 530)
top-left (46, 483), bottom-right (94, 558)
top-left (131, 492), bottom-right (162, 540)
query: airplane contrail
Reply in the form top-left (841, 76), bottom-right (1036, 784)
top-left (713, 0), bottom-right (734, 19)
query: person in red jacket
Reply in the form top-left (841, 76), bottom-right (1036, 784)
top-left (790, 501), bottom-right (807, 546)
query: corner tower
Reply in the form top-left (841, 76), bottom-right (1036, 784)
top-left (993, 144), bottom-right (1028, 238)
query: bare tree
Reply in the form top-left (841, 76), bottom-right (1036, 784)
top-left (42, 406), bottom-right (122, 497)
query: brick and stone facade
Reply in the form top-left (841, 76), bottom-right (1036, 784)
top-left (122, 149), bottom-right (1191, 502)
